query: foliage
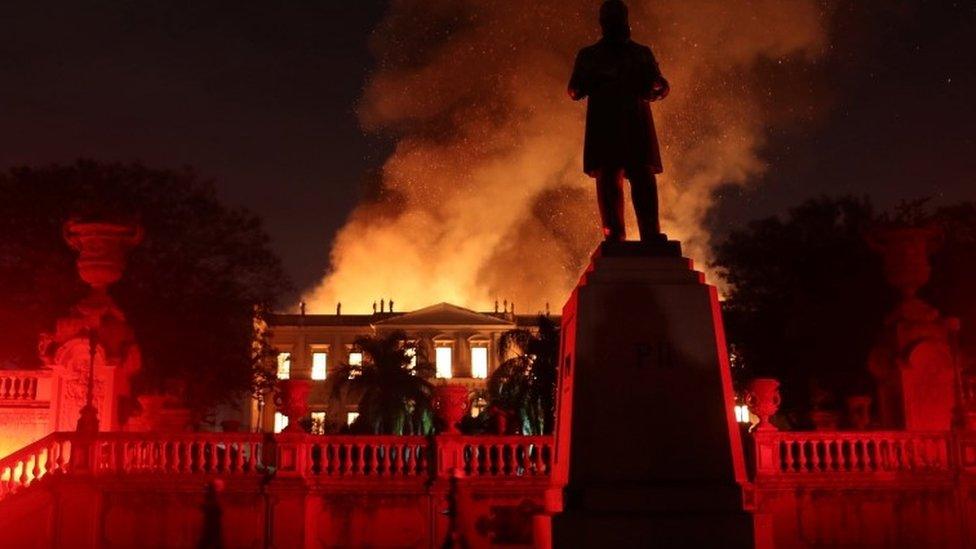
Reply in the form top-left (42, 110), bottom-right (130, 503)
top-left (714, 195), bottom-right (976, 420)
top-left (0, 160), bottom-right (290, 414)
top-left (330, 330), bottom-right (436, 435)
top-left (487, 315), bottom-right (559, 435)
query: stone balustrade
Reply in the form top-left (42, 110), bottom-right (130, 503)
top-left (455, 436), bottom-right (553, 478)
top-left (753, 430), bottom-right (953, 478)
top-left (0, 370), bottom-right (51, 402)
top-left (89, 433), bottom-right (266, 476)
top-left (304, 436), bottom-right (430, 478)
top-left (0, 433), bottom-right (73, 500)
top-left (0, 431), bottom-right (553, 505)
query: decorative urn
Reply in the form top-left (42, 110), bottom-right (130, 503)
top-left (278, 379), bottom-right (312, 433)
top-left (434, 384), bottom-right (470, 435)
top-left (64, 220), bottom-right (144, 293)
top-left (745, 378), bottom-right (781, 432)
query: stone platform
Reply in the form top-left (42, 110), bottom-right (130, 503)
top-left (542, 239), bottom-right (766, 548)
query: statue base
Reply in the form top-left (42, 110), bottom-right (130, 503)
top-left (539, 240), bottom-right (766, 548)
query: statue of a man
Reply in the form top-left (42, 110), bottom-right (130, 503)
top-left (569, 0), bottom-right (670, 241)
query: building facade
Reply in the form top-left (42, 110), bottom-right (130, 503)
top-left (255, 302), bottom-right (553, 433)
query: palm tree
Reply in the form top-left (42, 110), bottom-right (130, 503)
top-left (487, 315), bottom-right (559, 435)
top-left (331, 330), bottom-right (436, 435)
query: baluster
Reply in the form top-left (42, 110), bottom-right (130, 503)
top-left (167, 440), bottom-right (177, 474)
top-left (243, 442), bottom-right (253, 473)
top-left (32, 451), bottom-right (42, 481)
top-left (359, 443), bottom-right (368, 476)
top-left (321, 443), bottom-right (331, 476)
top-left (826, 440), bottom-right (836, 472)
top-left (811, 440), bottom-right (821, 472)
top-left (233, 442), bottom-right (244, 474)
top-left (781, 440), bottom-right (793, 473)
top-left (47, 442), bottom-right (59, 475)
top-left (18, 460), bottom-right (28, 487)
top-left (56, 440), bottom-right (66, 474)
top-left (510, 444), bottom-right (519, 476)
top-left (182, 441), bottom-right (192, 474)
top-left (387, 444), bottom-right (397, 476)
top-left (210, 442), bottom-right (220, 473)
top-left (902, 439), bottom-right (913, 471)
top-left (372, 444), bottom-right (382, 476)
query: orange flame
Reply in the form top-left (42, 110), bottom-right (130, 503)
top-left (305, 0), bottom-right (828, 313)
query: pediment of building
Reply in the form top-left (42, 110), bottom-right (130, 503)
top-left (374, 302), bottom-right (513, 328)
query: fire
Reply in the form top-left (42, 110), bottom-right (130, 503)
top-left (304, 0), bottom-right (828, 313)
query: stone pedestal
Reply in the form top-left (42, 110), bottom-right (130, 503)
top-left (542, 241), bottom-right (763, 548)
top-left (866, 226), bottom-right (958, 430)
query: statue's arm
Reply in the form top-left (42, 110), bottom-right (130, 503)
top-left (641, 46), bottom-right (670, 101)
top-left (568, 51), bottom-right (588, 100)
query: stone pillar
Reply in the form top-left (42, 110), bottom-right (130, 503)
top-left (867, 226), bottom-right (957, 430)
top-left (42, 221), bottom-right (143, 432)
top-left (540, 240), bottom-right (764, 547)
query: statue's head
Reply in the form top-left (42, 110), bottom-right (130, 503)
top-left (600, 0), bottom-right (631, 41)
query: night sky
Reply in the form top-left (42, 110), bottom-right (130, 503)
top-left (2, 2), bottom-right (974, 302)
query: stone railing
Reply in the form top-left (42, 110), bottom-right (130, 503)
top-left (453, 436), bottom-right (553, 478)
top-left (0, 431), bottom-right (552, 504)
top-left (303, 436), bottom-right (430, 478)
top-left (753, 430), bottom-right (953, 478)
top-left (0, 433), bottom-right (73, 500)
top-left (0, 370), bottom-right (52, 403)
top-left (89, 433), bottom-right (266, 476)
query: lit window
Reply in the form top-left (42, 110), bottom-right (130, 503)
top-left (436, 346), bottom-right (453, 379)
top-left (471, 346), bottom-right (489, 379)
top-left (348, 352), bottom-right (363, 366)
top-left (346, 412), bottom-right (360, 426)
top-left (311, 411), bottom-right (326, 435)
top-left (276, 352), bottom-right (291, 380)
top-left (311, 352), bottom-right (327, 381)
top-left (274, 412), bottom-right (289, 433)
top-left (406, 347), bottom-right (417, 368)
top-left (734, 405), bottom-right (751, 424)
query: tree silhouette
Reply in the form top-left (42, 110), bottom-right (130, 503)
top-left (487, 315), bottom-right (559, 435)
top-left (331, 330), bottom-right (436, 435)
top-left (0, 160), bottom-right (289, 415)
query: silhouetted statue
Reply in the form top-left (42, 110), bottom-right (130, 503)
top-left (569, 0), bottom-right (670, 241)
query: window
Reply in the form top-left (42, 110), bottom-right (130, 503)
top-left (276, 352), bottom-right (291, 380)
top-left (406, 347), bottom-right (417, 368)
top-left (311, 352), bottom-right (327, 381)
top-left (348, 351), bottom-right (363, 367)
top-left (435, 346), bottom-right (453, 379)
top-left (346, 412), bottom-right (360, 426)
top-left (734, 405), bottom-right (751, 424)
top-left (311, 411), bottom-right (326, 435)
top-left (274, 412), bottom-right (289, 433)
top-left (471, 346), bottom-right (489, 379)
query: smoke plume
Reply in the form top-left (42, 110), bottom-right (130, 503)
top-left (304, 0), bottom-right (828, 313)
